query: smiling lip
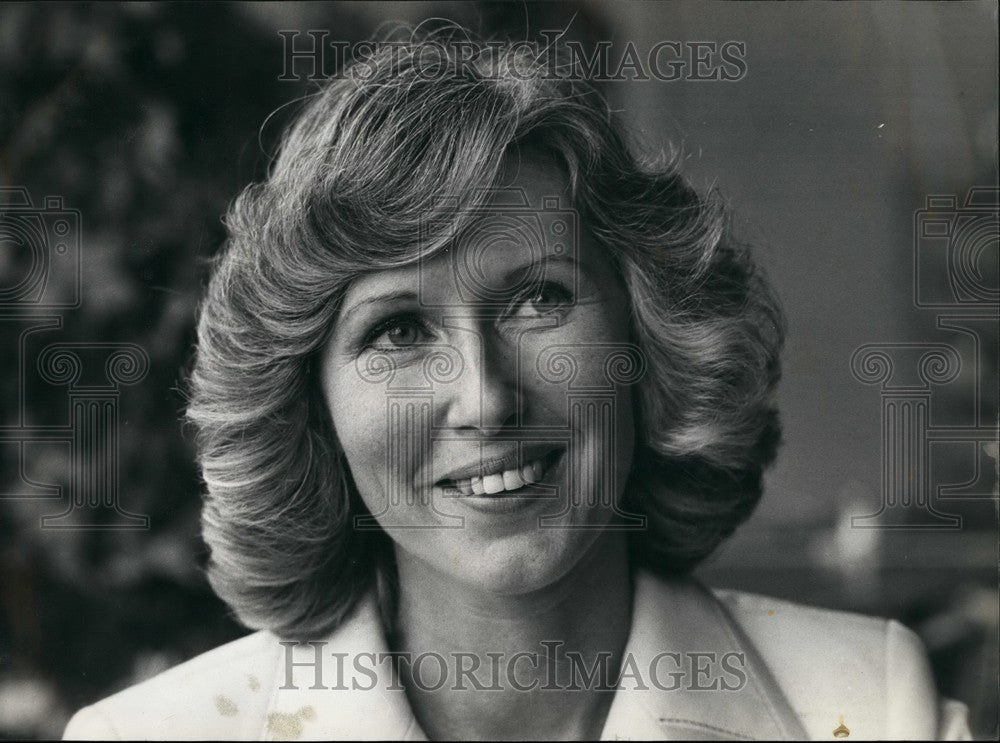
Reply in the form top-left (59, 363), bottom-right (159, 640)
top-left (436, 447), bottom-right (562, 496)
top-left (439, 448), bottom-right (565, 513)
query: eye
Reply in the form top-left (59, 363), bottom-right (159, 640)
top-left (512, 281), bottom-right (574, 318)
top-left (364, 314), bottom-right (434, 351)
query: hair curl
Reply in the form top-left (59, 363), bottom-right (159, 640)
top-left (186, 28), bottom-right (785, 640)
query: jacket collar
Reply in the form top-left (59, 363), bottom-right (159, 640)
top-left (268, 570), bottom-right (806, 740)
top-left (599, 571), bottom-right (807, 740)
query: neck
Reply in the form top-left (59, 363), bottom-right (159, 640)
top-left (390, 532), bottom-right (632, 741)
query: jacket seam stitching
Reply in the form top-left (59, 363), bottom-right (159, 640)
top-left (656, 717), bottom-right (757, 739)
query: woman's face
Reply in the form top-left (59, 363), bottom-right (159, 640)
top-left (320, 157), bottom-right (637, 596)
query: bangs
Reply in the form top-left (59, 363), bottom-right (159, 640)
top-left (274, 57), bottom-right (539, 277)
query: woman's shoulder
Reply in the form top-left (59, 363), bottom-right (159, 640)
top-left (626, 571), bottom-right (969, 739)
top-left (712, 584), bottom-right (932, 692)
top-left (712, 583), bottom-right (920, 661)
top-left (707, 583), bottom-right (971, 740)
top-left (63, 630), bottom-right (286, 740)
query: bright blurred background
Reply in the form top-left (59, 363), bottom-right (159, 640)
top-left (0, 1), bottom-right (996, 739)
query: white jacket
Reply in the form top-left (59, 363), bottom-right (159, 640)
top-left (63, 571), bottom-right (971, 740)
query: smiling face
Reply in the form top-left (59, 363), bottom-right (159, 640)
top-left (319, 157), bottom-right (637, 596)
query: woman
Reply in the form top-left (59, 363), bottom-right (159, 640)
top-left (64, 32), bottom-right (970, 740)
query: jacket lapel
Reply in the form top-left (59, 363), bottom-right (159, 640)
top-left (266, 595), bottom-right (426, 740)
top-left (600, 571), bottom-right (807, 740)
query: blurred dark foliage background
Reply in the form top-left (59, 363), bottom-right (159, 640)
top-left (0, 1), bottom-right (996, 739)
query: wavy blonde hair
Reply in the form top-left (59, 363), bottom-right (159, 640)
top-left (186, 29), bottom-right (785, 639)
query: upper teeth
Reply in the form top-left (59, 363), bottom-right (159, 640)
top-left (452, 460), bottom-right (544, 496)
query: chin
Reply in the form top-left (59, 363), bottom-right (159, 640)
top-left (448, 526), bottom-right (605, 597)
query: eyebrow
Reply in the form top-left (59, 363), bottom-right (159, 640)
top-left (509, 253), bottom-right (581, 275)
top-left (338, 253), bottom-right (586, 323)
top-left (339, 291), bottom-right (418, 325)
top-left (504, 252), bottom-right (587, 286)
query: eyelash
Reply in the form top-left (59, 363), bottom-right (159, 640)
top-left (522, 281), bottom-right (573, 311)
top-left (362, 313), bottom-right (433, 352)
top-left (360, 280), bottom-right (575, 353)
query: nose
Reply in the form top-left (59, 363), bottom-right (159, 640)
top-left (440, 320), bottom-right (519, 432)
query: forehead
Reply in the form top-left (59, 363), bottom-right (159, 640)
top-left (340, 157), bottom-right (589, 310)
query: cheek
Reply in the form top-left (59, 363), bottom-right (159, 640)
top-left (521, 300), bottom-right (637, 478)
top-left (526, 299), bottom-right (636, 395)
top-left (321, 362), bottom-right (388, 495)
